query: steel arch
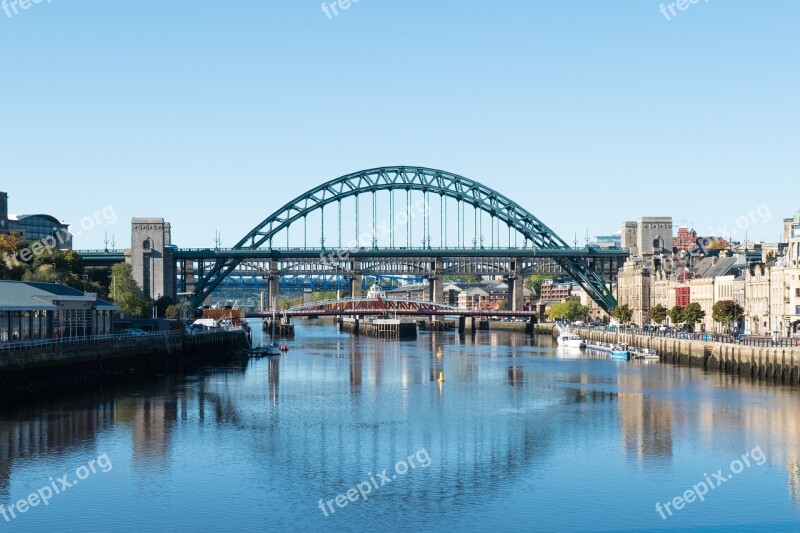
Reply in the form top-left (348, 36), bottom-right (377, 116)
top-left (192, 166), bottom-right (617, 311)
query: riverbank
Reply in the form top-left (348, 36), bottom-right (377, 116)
top-left (0, 330), bottom-right (250, 401)
top-left (545, 323), bottom-right (800, 385)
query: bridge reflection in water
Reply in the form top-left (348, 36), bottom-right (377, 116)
top-left (1, 325), bottom-right (799, 530)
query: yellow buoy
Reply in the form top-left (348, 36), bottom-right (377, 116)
top-left (437, 372), bottom-right (445, 382)
top-left (436, 347), bottom-right (443, 358)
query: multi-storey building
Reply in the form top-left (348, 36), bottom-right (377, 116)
top-left (673, 226), bottom-right (698, 252)
top-left (539, 280), bottom-right (572, 302)
top-left (616, 259), bottom-right (651, 325)
top-left (0, 191), bottom-right (72, 248)
top-left (744, 264), bottom-right (771, 335)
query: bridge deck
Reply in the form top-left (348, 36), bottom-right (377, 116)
top-left (79, 246), bottom-right (628, 262)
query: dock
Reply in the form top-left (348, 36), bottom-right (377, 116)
top-left (262, 319), bottom-right (295, 337)
top-left (339, 318), bottom-right (417, 339)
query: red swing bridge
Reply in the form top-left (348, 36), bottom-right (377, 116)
top-left (245, 297), bottom-right (537, 319)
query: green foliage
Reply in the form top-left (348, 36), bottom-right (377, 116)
top-left (668, 305), bottom-right (685, 324)
top-left (524, 274), bottom-right (554, 296)
top-left (110, 263), bottom-right (150, 316)
top-left (545, 299), bottom-right (587, 322)
top-left (648, 304), bottom-right (668, 324)
top-left (682, 302), bottom-right (706, 329)
top-left (312, 290), bottom-right (339, 302)
top-left (0, 233), bottom-right (28, 280)
top-left (712, 300), bottom-right (744, 328)
top-left (443, 274), bottom-right (482, 283)
top-left (165, 301), bottom-right (192, 320)
top-left (610, 304), bottom-right (633, 324)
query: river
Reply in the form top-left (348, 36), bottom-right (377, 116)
top-left (1, 321), bottom-right (799, 531)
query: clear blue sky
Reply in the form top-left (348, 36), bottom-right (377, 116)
top-left (1, 1), bottom-right (798, 249)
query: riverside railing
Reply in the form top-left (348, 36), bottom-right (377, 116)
top-left (571, 325), bottom-right (800, 348)
top-left (0, 330), bottom-right (182, 352)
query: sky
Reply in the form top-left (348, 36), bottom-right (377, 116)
top-left (1, 0), bottom-right (798, 250)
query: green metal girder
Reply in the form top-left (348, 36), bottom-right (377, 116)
top-left (191, 166), bottom-right (620, 311)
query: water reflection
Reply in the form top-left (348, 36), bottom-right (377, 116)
top-left (0, 400), bottom-right (115, 496)
top-left (0, 323), bottom-right (799, 529)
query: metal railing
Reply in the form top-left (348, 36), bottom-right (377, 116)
top-left (571, 325), bottom-right (800, 348)
top-left (0, 330), bottom-right (181, 352)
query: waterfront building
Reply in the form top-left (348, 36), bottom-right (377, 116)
top-left (539, 279), bottom-right (572, 302)
top-left (616, 258), bottom-right (651, 325)
top-left (616, 208), bottom-right (800, 337)
top-left (744, 264), bottom-right (771, 335)
top-left (0, 281), bottom-right (116, 342)
top-left (0, 191), bottom-right (72, 248)
top-left (768, 211), bottom-right (800, 336)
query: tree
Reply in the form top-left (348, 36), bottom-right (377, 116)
top-left (610, 304), bottom-right (633, 324)
top-left (110, 263), bottom-right (150, 316)
top-left (0, 233), bottom-right (27, 280)
top-left (524, 275), bottom-right (554, 296)
top-left (668, 305), bottom-right (684, 325)
top-left (545, 299), bottom-right (587, 322)
top-left (649, 304), bottom-right (668, 325)
top-left (712, 300), bottom-right (744, 332)
top-left (706, 238), bottom-right (729, 250)
top-left (444, 274), bottom-right (482, 283)
top-left (683, 302), bottom-right (706, 331)
top-left (165, 304), bottom-right (182, 319)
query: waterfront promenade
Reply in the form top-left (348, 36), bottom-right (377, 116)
top-left (552, 324), bottom-right (800, 384)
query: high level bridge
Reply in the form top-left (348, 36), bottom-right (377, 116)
top-left (80, 166), bottom-right (628, 311)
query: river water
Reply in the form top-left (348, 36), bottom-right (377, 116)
top-left (2, 321), bottom-right (800, 532)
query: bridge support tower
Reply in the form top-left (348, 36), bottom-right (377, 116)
top-left (268, 259), bottom-right (279, 309)
top-left (508, 262), bottom-right (524, 312)
top-left (351, 260), bottom-right (363, 299)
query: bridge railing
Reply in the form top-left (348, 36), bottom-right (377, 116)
top-left (286, 297), bottom-right (466, 312)
top-left (166, 245), bottom-right (629, 254)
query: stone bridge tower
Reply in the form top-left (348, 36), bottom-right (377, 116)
top-left (125, 218), bottom-right (176, 302)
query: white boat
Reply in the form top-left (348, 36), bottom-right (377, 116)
top-left (584, 341), bottom-right (629, 360)
top-left (557, 333), bottom-right (585, 348)
top-left (631, 347), bottom-right (659, 361)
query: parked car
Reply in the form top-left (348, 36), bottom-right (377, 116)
top-left (120, 328), bottom-right (148, 337)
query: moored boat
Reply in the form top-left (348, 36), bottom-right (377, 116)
top-left (557, 333), bottom-right (586, 349)
top-left (610, 344), bottom-right (630, 360)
